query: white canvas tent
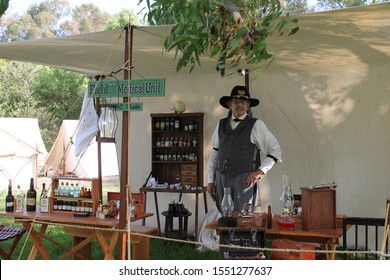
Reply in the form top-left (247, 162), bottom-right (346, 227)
top-left (0, 3), bottom-right (390, 234)
top-left (43, 120), bottom-right (119, 179)
top-left (0, 118), bottom-right (47, 189)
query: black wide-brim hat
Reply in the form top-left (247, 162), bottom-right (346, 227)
top-left (219, 85), bottom-right (260, 109)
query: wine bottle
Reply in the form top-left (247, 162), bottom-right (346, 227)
top-left (40, 183), bottom-right (49, 212)
top-left (26, 178), bottom-right (37, 211)
top-left (15, 185), bottom-right (24, 212)
top-left (5, 180), bottom-right (15, 212)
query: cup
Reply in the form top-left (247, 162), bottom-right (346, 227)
top-left (168, 202), bottom-right (176, 213)
top-left (176, 202), bottom-right (184, 213)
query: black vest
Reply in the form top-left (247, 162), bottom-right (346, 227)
top-left (217, 116), bottom-right (258, 176)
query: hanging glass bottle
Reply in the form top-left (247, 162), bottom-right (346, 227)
top-left (98, 104), bottom-right (118, 142)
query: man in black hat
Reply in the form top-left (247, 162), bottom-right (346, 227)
top-left (207, 85), bottom-right (282, 214)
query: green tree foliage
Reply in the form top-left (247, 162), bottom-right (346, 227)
top-left (140, 0), bottom-right (299, 76)
top-left (0, 0), bottom-right (120, 149)
top-left (59, 3), bottom-right (112, 35)
top-left (0, 61), bottom-right (40, 118)
top-left (31, 67), bottom-right (87, 148)
top-left (0, 0), bottom-right (71, 42)
top-left (106, 9), bottom-right (140, 30)
top-left (284, 0), bottom-right (314, 14)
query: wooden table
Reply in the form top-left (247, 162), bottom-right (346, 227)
top-left (0, 210), bottom-right (155, 260)
top-left (206, 215), bottom-right (346, 260)
top-left (140, 186), bottom-right (208, 241)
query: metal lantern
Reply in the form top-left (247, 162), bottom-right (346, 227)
top-left (98, 104), bottom-right (118, 142)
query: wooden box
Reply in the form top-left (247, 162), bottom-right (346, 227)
top-left (300, 184), bottom-right (337, 231)
top-left (271, 239), bottom-right (317, 260)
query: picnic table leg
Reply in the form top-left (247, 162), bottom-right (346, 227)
top-left (22, 222), bottom-right (50, 260)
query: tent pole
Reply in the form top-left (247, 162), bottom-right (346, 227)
top-left (95, 97), bottom-right (103, 201)
top-left (117, 24), bottom-right (132, 260)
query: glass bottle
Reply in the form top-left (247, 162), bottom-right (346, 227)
top-left (54, 182), bottom-right (59, 196)
top-left (280, 175), bottom-right (294, 216)
top-left (74, 183), bottom-right (80, 198)
top-left (5, 180), bottom-right (15, 212)
top-left (40, 183), bottom-right (49, 212)
top-left (174, 118), bottom-right (180, 131)
top-left (59, 182), bottom-right (65, 196)
top-left (69, 183), bottom-right (75, 198)
top-left (155, 118), bottom-right (160, 131)
top-left (221, 187), bottom-right (234, 217)
top-left (15, 185), bottom-right (24, 212)
top-left (267, 205), bottom-right (272, 229)
top-left (80, 186), bottom-right (85, 198)
top-left (64, 182), bottom-right (70, 197)
top-left (26, 178), bottom-right (37, 211)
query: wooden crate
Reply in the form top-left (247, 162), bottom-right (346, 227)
top-left (300, 185), bottom-right (337, 231)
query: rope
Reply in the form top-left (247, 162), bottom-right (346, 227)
top-left (1, 217), bottom-right (388, 259)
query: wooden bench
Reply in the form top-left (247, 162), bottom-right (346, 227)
top-left (0, 225), bottom-right (26, 260)
top-left (129, 224), bottom-right (159, 260)
top-left (64, 224), bottom-right (159, 260)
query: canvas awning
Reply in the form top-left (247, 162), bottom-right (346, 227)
top-left (0, 3), bottom-right (388, 78)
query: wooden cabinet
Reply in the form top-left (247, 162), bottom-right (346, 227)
top-left (50, 177), bottom-right (100, 215)
top-left (301, 185), bottom-right (336, 231)
top-left (150, 112), bottom-right (204, 187)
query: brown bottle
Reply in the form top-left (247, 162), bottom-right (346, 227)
top-left (267, 205), bottom-right (272, 229)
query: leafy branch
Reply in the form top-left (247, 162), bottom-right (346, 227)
top-left (141, 0), bottom-right (299, 77)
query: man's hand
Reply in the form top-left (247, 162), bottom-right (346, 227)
top-left (207, 183), bottom-right (216, 201)
top-left (246, 169), bottom-right (264, 187)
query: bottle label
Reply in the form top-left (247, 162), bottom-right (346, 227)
top-left (16, 199), bottom-right (23, 212)
top-left (27, 198), bottom-right (36, 206)
top-left (6, 201), bottom-right (14, 207)
top-left (40, 198), bottom-right (49, 212)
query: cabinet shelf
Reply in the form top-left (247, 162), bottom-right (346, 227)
top-left (150, 112), bottom-right (204, 187)
top-left (50, 177), bottom-right (99, 215)
top-left (51, 196), bottom-right (93, 201)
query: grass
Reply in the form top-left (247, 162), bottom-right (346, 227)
top-left (1, 176), bottom-right (385, 260)
top-left (0, 218), bottom-right (220, 260)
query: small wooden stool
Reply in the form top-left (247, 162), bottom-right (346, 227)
top-left (0, 225), bottom-right (26, 260)
top-left (162, 211), bottom-right (192, 240)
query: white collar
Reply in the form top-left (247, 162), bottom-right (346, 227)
top-left (231, 113), bottom-right (247, 121)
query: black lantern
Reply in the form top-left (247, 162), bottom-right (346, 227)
top-left (98, 104), bottom-right (118, 142)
